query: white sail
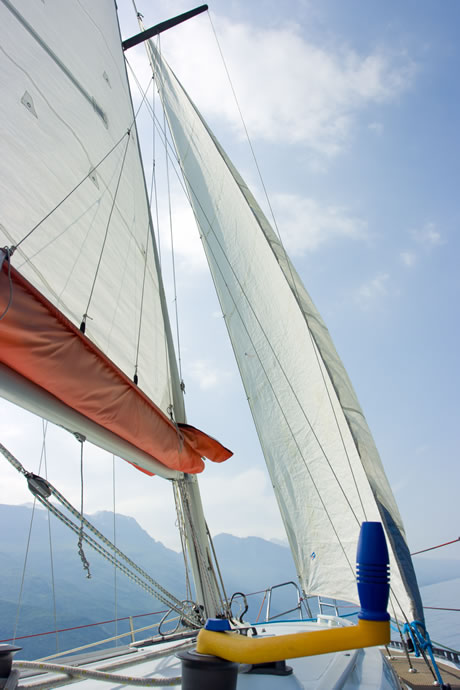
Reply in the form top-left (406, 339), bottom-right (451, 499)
top-left (0, 0), bottom-right (174, 415)
top-left (151, 43), bottom-right (423, 621)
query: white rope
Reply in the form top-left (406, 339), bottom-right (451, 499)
top-left (15, 659), bottom-right (181, 687)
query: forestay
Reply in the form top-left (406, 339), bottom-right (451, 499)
top-left (150, 41), bottom-right (423, 621)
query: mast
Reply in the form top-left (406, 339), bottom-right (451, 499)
top-left (0, 0), bottom-right (228, 619)
top-left (122, 5), bottom-right (224, 619)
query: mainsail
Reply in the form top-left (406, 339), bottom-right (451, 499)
top-left (150, 42), bottom-right (423, 621)
top-left (0, 0), bottom-right (230, 477)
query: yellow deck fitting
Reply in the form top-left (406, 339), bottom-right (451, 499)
top-left (196, 619), bottom-right (390, 665)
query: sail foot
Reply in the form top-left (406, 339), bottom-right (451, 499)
top-left (0, 264), bottom-right (232, 474)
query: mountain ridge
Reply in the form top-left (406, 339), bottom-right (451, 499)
top-left (1, 503), bottom-right (458, 659)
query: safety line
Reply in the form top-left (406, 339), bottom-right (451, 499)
top-left (411, 537), bottom-right (460, 556)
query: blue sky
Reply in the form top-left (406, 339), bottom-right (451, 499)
top-left (131, 0), bottom-right (459, 557)
top-left (1, 0), bottom-right (459, 566)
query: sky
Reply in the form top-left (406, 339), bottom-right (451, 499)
top-left (1, 0), bottom-right (459, 575)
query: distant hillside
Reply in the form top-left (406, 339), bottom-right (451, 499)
top-left (1, 504), bottom-right (458, 659)
top-left (412, 556), bottom-right (460, 587)
top-left (0, 504), bottom-right (186, 659)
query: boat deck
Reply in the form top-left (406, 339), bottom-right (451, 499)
top-left (387, 650), bottom-right (460, 688)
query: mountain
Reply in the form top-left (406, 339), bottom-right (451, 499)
top-left (0, 504), bottom-right (186, 659)
top-left (212, 533), bottom-right (300, 624)
top-left (1, 504), bottom-right (458, 660)
top-left (412, 556), bottom-right (460, 587)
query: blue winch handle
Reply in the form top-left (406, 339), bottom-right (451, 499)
top-left (356, 522), bottom-right (390, 621)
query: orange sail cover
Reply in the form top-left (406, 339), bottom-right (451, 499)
top-left (0, 263), bottom-right (232, 474)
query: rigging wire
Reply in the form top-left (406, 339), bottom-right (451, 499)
top-left (126, 36), bottom-right (224, 617)
top-left (14, 132), bottom-right (131, 251)
top-left (389, 596), bottom-right (416, 673)
top-left (14, 70), bottom-right (153, 253)
top-left (167, 155), bottom-right (359, 578)
top-left (207, 10), bottom-right (279, 235)
top-left (124, 54), bottom-right (176, 411)
top-left (177, 478), bottom-right (225, 616)
top-left (80, 133), bottom-right (131, 333)
top-left (206, 521), bottom-right (230, 614)
top-left (411, 537), bottom-right (460, 556)
top-left (42, 420), bottom-right (59, 653)
top-left (131, 74), bottom-right (157, 386)
top-left (172, 482), bottom-right (193, 602)
top-left (0, 611), bottom-right (169, 644)
top-left (0, 442), bottom-right (201, 628)
top-left (112, 455), bottom-right (118, 645)
top-left (133, 172), bottom-right (151, 386)
top-left (13, 495), bottom-right (35, 647)
top-left (207, 11), bottom-right (369, 522)
top-left (155, 35), bottom-right (185, 388)
top-left (12, 419), bottom-right (50, 645)
top-left (76, 436), bottom-right (91, 578)
top-left (127, 16), bottom-right (386, 610)
top-left (149, 42), bottom-right (365, 541)
top-left (147, 64), bottom-right (163, 264)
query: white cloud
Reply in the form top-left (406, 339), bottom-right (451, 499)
top-left (368, 121), bottom-right (384, 134)
top-left (273, 194), bottom-right (368, 255)
top-left (200, 467), bottom-right (287, 543)
top-left (412, 222), bottom-right (444, 248)
top-left (356, 272), bottom-right (390, 307)
top-left (129, 10), bottom-right (414, 157)
top-left (156, 193), bottom-right (208, 273)
top-left (188, 359), bottom-right (233, 391)
top-left (400, 251), bottom-right (416, 267)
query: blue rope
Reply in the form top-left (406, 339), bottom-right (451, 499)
top-left (403, 621), bottom-right (446, 688)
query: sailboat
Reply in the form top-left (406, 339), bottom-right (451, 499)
top-left (0, 1), bottom-right (456, 688)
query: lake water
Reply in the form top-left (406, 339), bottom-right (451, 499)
top-left (421, 577), bottom-right (460, 652)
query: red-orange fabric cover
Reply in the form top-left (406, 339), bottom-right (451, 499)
top-left (0, 263), bottom-right (232, 474)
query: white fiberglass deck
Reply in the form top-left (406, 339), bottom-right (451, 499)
top-left (15, 619), bottom-right (401, 689)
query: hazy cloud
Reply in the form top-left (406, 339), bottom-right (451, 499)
top-left (157, 195), bottom-right (208, 272)
top-left (200, 467), bottom-right (287, 542)
top-left (412, 222), bottom-right (444, 248)
top-left (132, 11), bottom-right (415, 157)
top-left (400, 251), bottom-right (416, 267)
top-left (368, 121), bottom-right (384, 134)
top-left (356, 272), bottom-right (390, 307)
top-left (273, 194), bottom-right (368, 255)
top-left (189, 359), bottom-right (233, 390)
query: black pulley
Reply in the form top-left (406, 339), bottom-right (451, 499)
top-left (177, 649), bottom-right (238, 690)
top-left (0, 645), bottom-right (21, 679)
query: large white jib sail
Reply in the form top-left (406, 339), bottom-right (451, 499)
top-left (150, 40), bottom-right (423, 621)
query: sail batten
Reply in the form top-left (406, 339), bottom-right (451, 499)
top-left (151, 43), bottom-right (423, 621)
